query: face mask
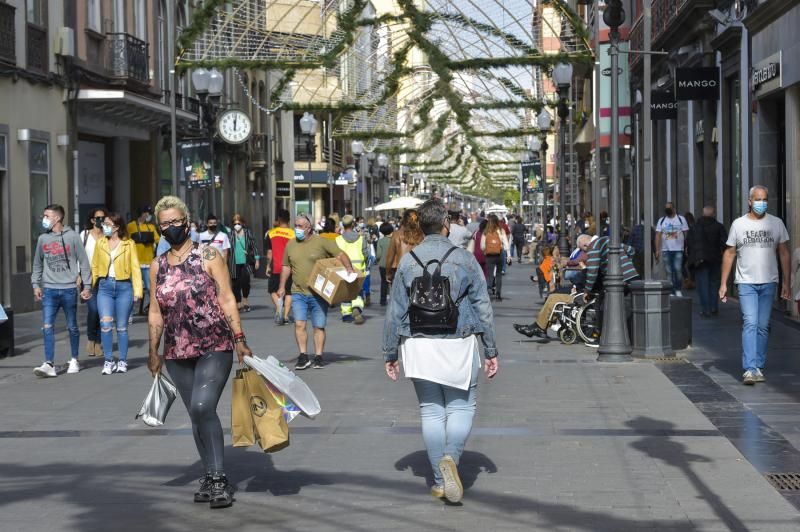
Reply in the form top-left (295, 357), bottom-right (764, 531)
top-left (358, 223), bottom-right (365, 230)
top-left (102, 225), bottom-right (114, 237)
top-left (234, 223), bottom-right (242, 232)
top-left (94, 217), bottom-right (105, 229)
top-left (207, 224), bottom-right (218, 232)
top-left (665, 208), bottom-right (674, 217)
top-left (752, 200), bottom-right (768, 216)
top-left (41, 217), bottom-right (52, 230)
top-left (295, 228), bottom-right (306, 241)
top-left (144, 213), bottom-right (152, 222)
top-left (163, 224), bottom-right (190, 246)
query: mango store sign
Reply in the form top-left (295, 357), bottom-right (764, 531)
top-left (675, 67), bottom-right (719, 100)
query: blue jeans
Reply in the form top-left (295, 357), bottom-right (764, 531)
top-left (290, 293), bottom-right (329, 329)
top-left (97, 278), bottom-right (134, 362)
top-left (694, 262), bottom-right (720, 315)
top-left (412, 359), bottom-right (478, 486)
top-left (86, 290), bottom-right (100, 342)
top-left (738, 283), bottom-right (776, 372)
top-left (662, 250), bottom-right (683, 294)
top-left (501, 249), bottom-right (508, 273)
top-left (41, 287), bottom-right (80, 363)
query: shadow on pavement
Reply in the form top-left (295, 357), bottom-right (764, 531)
top-left (394, 449), bottom-right (497, 489)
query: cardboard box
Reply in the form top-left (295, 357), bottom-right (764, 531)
top-left (308, 258), bottom-right (366, 305)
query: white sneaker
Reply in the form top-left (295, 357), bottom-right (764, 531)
top-left (675, 290), bottom-right (684, 297)
top-left (33, 362), bottom-right (57, 378)
top-left (114, 361), bottom-right (128, 373)
top-left (755, 368), bottom-right (766, 382)
top-left (67, 358), bottom-right (80, 374)
top-left (102, 361), bottom-right (115, 375)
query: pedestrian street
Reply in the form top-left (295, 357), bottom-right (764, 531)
top-left (2, 264), bottom-right (800, 531)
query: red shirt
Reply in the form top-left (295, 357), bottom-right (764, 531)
top-left (267, 227), bottom-right (294, 274)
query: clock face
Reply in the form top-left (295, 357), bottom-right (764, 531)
top-left (217, 110), bottom-right (252, 144)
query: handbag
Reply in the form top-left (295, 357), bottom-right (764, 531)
top-left (231, 370), bottom-right (256, 447)
top-left (241, 367), bottom-right (290, 453)
top-left (135, 373), bottom-right (178, 427)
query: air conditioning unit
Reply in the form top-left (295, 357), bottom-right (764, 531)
top-left (56, 27), bottom-right (75, 57)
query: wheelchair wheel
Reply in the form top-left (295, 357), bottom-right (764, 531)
top-left (559, 327), bottom-right (577, 344)
top-left (576, 301), bottom-right (600, 344)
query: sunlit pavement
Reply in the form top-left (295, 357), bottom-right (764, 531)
top-left (2, 263), bottom-right (800, 531)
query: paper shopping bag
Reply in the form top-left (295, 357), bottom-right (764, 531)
top-left (242, 368), bottom-right (290, 453)
top-left (231, 370), bottom-right (256, 447)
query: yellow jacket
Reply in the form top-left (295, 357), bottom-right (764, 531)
top-left (126, 220), bottom-right (160, 264)
top-left (91, 238), bottom-right (144, 298)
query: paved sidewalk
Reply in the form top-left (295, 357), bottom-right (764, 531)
top-left (1, 265), bottom-right (799, 531)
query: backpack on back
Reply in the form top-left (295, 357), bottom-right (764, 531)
top-left (407, 247), bottom-right (465, 335)
top-left (485, 231), bottom-right (502, 255)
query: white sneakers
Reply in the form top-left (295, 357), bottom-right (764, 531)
top-left (101, 360), bottom-right (128, 374)
top-left (675, 290), bottom-right (684, 297)
top-left (33, 362), bottom-right (57, 378)
top-left (67, 358), bottom-right (80, 374)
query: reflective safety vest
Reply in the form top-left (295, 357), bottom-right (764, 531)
top-left (336, 234), bottom-right (366, 273)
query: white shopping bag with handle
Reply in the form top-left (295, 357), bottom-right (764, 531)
top-left (243, 355), bottom-right (321, 418)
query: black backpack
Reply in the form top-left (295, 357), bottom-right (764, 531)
top-left (407, 247), bottom-right (465, 335)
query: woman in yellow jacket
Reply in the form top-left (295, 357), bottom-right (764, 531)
top-left (91, 212), bottom-right (143, 375)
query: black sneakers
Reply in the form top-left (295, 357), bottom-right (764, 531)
top-left (194, 474), bottom-right (213, 503)
top-left (514, 323), bottom-right (547, 339)
top-left (295, 353), bottom-right (312, 370)
top-left (312, 355), bottom-right (325, 369)
top-left (209, 475), bottom-right (233, 509)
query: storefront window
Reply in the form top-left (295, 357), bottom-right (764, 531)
top-left (729, 78), bottom-right (740, 221)
top-left (29, 140), bottom-right (49, 257)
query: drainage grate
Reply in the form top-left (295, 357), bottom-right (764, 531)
top-left (765, 473), bottom-right (800, 491)
top-left (637, 357), bottom-right (686, 363)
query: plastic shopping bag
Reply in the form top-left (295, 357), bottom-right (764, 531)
top-left (135, 373), bottom-right (177, 427)
top-left (0, 305), bottom-right (7, 324)
top-left (264, 380), bottom-right (302, 423)
top-left (241, 367), bottom-right (290, 453)
top-left (244, 355), bottom-right (321, 418)
top-left (231, 370), bottom-right (256, 447)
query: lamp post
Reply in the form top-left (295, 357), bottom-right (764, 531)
top-left (351, 140), bottom-right (364, 216)
top-left (536, 108), bottom-right (551, 230)
top-left (377, 153), bottom-right (388, 205)
top-left (190, 67), bottom-right (224, 217)
top-left (299, 112), bottom-right (318, 222)
top-left (365, 150), bottom-right (376, 216)
top-left (552, 62), bottom-right (573, 257)
top-left (529, 136), bottom-right (541, 226)
top-left (597, 0), bottom-right (632, 362)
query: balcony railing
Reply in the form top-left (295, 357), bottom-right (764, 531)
top-left (161, 90), bottom-right (201, 116)
top-left (0, 2), bottom-right (15, 64)
top-left (106, 32), bottom-right (148, 84)
top-left (26, 24), bottom-right (47, 72)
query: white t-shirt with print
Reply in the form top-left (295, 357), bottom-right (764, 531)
top-left (726, 213), bottom-right (789, 284)
top-left (198, 230), bottom-right (231, 253)
top-left (656, 215), bottom-right (689, 251)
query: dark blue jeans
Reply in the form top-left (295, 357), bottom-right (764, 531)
top-left (86, 290), bottom-right (100, 342)
top-left (42, 287), bottom-right (80, 363)
top-left (97, 278), bottom-right (134, 362)
top-left (694, 262), bottom-right (720, 315)
top-left (662, 250), bottom-right (684, 294)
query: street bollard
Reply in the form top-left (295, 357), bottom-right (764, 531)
top-left (669, 295), bottom-right (692, 350)
top-left (630, 280), bottom-right (674, 357)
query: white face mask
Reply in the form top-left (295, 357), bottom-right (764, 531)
top-left (234, 223), bottom-right (242, 232)
top-left (144, 213), bottom-right (152, 222)
top-left (41, 217), bottom-right (52, 230)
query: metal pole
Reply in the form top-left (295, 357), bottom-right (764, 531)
top-left (167, 0), bottom-right (178, 196)
top-left (328, 112), bottom-right (333, 216)
top-left (557, 98), bottom-right (569, 256)
top-left (569, 107), bottom-right (576, 219)
top-left (541, 143), bottom-right (548, 232)
top-left (307, 135), bottom-right (313, 222)
top-left (592, 3), bottom-right (601, 220)
top-left (598, 11), bottom-right (632, 361)
top-left (643, 0), bottom-right (653, 279)
top-left (361, 156), bottom-right (369, 219)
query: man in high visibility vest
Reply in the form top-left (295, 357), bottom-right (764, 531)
top-left (336, 215), bottom-right (369, 324)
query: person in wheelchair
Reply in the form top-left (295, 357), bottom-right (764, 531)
top-left (515, 235), bottom-right (593, 340)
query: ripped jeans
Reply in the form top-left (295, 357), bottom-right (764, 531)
top-left (41, 287), bottom-right (80, 363)
top-left (97, 278), bottom-right (133, 362)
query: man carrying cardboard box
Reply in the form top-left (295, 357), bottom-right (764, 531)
top-left (336, 215), bottom-right (370, 324)
top-left (278, 214), bottom-right (356, 370)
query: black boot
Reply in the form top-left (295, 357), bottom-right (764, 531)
top-left (514, 323), bottom-right (547, 339)
top-left (209, 475), bottom-right (234, 509)
top-left (194, 474), bottom-right (213, 503)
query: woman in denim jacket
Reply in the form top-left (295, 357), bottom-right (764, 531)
top-left (383, 198), bottom-right (499, 503)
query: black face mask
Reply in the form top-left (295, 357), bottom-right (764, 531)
top-left (207, 224), bottom-right (218, 233)
top-left (665, 208), bottom-right (674, 217)
top-left (163, 224), bottom-right (190, 247)
top-left (94, 217), bottom-right (104, 229)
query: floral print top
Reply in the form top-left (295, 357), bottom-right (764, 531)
top-left (156, 245), bottom-right (233, 359)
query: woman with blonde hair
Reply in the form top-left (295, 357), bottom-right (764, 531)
top-left (385, 208), bottom-right (424, 283)
top-left (480, 214), bottom-right (511, 301)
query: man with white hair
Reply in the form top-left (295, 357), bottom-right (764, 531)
top-left (720, 185), bottom-right (790, 385)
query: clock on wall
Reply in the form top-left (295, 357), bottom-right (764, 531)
top-left (216, 109), bottom-right (252, 144)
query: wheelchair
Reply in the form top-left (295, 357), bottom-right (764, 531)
top-left (546, 292), bottom-right (600, 345)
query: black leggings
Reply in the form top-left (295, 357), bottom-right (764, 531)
top-left (232, 264), bottom-right (251, 303)
top-left (165, 351), bottom-right (233, 475)
top-left (486, 254), bottom-right (503, 296)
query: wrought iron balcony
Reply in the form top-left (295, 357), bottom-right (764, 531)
top-left (0, 2), bottom-right (15, 64)
top-left (106, 33), bottom-right (149, 84)
top-left (26, 24), bottom-right (47, 72)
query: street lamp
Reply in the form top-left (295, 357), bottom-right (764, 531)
top-left (190, 67), bottom-right (225, 216)
top-left (598, 0), bottom-right (633, 361)
top-left (299, 112), bottom-right (318, 222)
top-left (351, 140), bottom-right (364, 216)
top-left (537, 108), bottom-right (551, 231)
top-left (552, 61), bottom-right (573, 257)
top-left (365, 150), bottom-right (376, 215)
top-left (377, 153), bottom-right (389, 205)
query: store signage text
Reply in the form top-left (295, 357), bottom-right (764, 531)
top-left (675, 67), bottom-right (720, 100)
top-left (651, 90), bottom-right (677, 120)
top-left (752, 62), bottom-right (779, 88)
top-left (275, 181), bottom-right (291, 198)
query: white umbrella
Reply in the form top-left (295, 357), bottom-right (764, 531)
top-left (485, 204), bottom-right (509, 214)
top-left (371, 196), bottom-right (423, 211)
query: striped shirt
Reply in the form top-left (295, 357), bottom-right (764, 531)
top-left (585, 236), bottom-right (639, 292)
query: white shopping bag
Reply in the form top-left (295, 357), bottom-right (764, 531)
top-left (0, 305), bottom-right (7, 324)
top-left (243, 355), bottom-right (322, 418)
top-left (135, 373), bottom-right (178, 427)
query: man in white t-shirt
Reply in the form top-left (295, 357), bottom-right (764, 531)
top-left (719, 185), bottom-right (790, 385)
top-left (655, 202), bottom-right (689, 296)
top-left (198, 213), bottom-right (231, 261)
